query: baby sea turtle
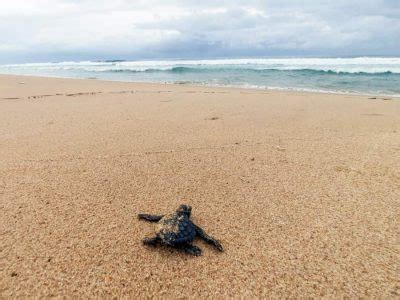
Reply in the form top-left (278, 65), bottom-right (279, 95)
top-left (138, 204), bottom-right (223, 256)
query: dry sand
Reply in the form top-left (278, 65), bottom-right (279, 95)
top-left (0, 74), bottom-right (399, 298)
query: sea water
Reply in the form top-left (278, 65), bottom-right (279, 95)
top-left (1, 57), bottom-right (400, 96)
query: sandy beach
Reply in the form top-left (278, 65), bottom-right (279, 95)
top-left (1, 74), bottom-right (399, 297)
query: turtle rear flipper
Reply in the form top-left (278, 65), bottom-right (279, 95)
top-left (183, 244), bottom-right (202, 256)
top-left (143, 235), bottom-right (161, 246)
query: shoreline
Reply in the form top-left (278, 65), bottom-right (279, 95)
top-left (1, 73), bottom-right (399, 99)
top-left (1, 74), bottom-right (399, 297)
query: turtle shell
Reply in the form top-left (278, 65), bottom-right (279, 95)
top-left (157, 213), bottom-right (196, 246)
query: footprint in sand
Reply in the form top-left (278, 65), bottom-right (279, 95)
top-left (206, 116), bottom-right (220, 120)
top-left (28, 94), bottom-right (54, 99)
top-left (368, 97), bottom-right (392, 101)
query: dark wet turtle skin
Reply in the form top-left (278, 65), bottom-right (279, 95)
top-left (138, 204), bottom-right (223, 256)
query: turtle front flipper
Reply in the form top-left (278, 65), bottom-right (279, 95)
top-left (193, 224), bottom-right (223, 251)
top-left (138, 214), bottom-right (163, 222)
top-left (143, 235), bottom-right (161, 246)
top-left (183, 243), bottom-right (202, 256)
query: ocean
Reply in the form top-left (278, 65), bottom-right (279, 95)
top-left (1, 57), bottom-right (399, 96)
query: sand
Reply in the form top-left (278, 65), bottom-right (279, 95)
top-left (0, 74), bottom-right (399, 298)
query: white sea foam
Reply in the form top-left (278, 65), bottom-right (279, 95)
top-left (2, 57), bottom-right (400, 73)
top-left (1, 57), bottom-right (399, 96)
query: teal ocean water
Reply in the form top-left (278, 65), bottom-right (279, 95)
top-left (1, 57), bottom-right (400, 96)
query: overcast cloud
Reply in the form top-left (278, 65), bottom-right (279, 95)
top-left (0, 0), bottom-right (399, 63)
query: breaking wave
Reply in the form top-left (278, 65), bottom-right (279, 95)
top-left (1, 57), bottom-right (400, 96)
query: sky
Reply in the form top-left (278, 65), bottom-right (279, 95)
top-left (0, 0), bottom-right (399, 63)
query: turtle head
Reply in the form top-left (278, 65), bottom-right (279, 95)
top-left (176, 204), bottom-right (192, 217)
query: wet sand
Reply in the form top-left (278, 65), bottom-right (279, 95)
top-left (0, 75), bottom-right (399, 297)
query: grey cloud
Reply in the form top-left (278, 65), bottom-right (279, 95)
top-left (0, 0), bottom-right (399, 63)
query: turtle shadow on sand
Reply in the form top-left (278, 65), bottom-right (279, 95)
top-left (138, 204), bottom-right (223, 256)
